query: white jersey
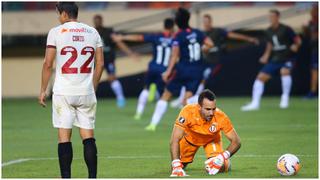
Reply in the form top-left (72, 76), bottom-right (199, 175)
top-left (46, 21), bottom-right (103, 95)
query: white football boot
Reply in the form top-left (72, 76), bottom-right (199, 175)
top-left (241, 102), bottom-right (259, 111)
top-left (279, 95), bottom-right (289, 109)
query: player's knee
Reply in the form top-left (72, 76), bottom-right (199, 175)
top-left (257, 73), bottom-right (270, 82)
top-left (161, 89), bottom-right (172, 101)
top-left (79, 129), bottom-right (94, 140)
top-left (107, 75), bottom-right (116, 82)
top-left (280, 68), bottom-right (290, 75)
top-left (58, 129), bottom-right (72, 143)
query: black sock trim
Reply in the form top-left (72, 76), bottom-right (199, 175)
top-left (83, 138), bottom-right (95, 145)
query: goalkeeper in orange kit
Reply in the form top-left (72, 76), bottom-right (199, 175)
top-left (169, 89), bottom-right (241, 177)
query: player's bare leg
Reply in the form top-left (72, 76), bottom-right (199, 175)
top-left (108, 75), bottom-right (126, 108)
top-left (310, 69), bottom-right (318, 94)
top-left (306, 69), bottom-right (318, 99)
top-left (241, 72), bottom-right (271, 111)
top-left (280, 68), bottom-right (292, 109)
top-left (146, 89), bottom-right (172, 131)
top-left (58, 128), bottom-right (73, 178)
top-left (80, 128), bottom-right (97, 178)
top-left (134, 87), bottom-right (149, 120)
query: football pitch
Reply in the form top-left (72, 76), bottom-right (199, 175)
top-left (2, 97), bottom-right (318, 178)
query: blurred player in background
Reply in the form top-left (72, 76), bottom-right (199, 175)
top-left (170, 90), bottom-right (241, 177)
top-left (171, 14), bottom-right (259, 108)
top-left (241, 9), bottom-right (301, 111)
top-left (94, 14), bottom-right (137, 108)
top-left (304, 5), bottom-right (318, 99)
top-left (114, 18), bottom-right (175, 120)
top-left (145, 8), bottom-right (214, 131)
top-left (38, 2), bottom-right (104, 178)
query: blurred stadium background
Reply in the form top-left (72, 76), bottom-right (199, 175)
top-left (2, 1), bottom-right (317, 98)
top-left (2, 1), bottom-right (318, 178)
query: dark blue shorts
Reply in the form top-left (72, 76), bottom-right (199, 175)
top-left (104, 52), bottom-right (116, 75)
top-left (260, 61), bottom-right (293, 76)
top-left (167, 65), bottom-right (203, 95)
top-left (145, 69), bottom-right (166, 95)
top-left (104, 61), bottom-right (116, 75)
top-left (311, 50), bottom-right (318, 70)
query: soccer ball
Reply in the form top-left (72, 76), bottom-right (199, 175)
top-left (277, 154), bottom-right (301, 176)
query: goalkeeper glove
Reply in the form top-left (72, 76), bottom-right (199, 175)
top-left (170, 159), bottom-right (188, 177)
top-left (205, 151), bottom-right (230, 175)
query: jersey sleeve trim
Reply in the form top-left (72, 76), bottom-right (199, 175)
top-left (46, 45), bottom-right (56, 49)
top-left (174, 123), bottom-right (185, 130)
top-left (224, 127), bottom-right (234, 134)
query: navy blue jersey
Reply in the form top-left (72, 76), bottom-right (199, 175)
top-left (143, 32), bottom-right (173, 73)
top-left (172, 28), bottom-right (206, 66)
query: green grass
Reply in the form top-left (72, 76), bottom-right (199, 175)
top-left (2, 97), bottom-right (318, 178)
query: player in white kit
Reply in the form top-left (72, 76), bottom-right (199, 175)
top-left (38, 2), bottom-right (104, 178)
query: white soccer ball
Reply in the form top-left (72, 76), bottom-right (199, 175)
top-left (277, 154), bottom-right (301, 176)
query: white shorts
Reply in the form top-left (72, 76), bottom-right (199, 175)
top-left (52, 94), bottom-right (97, 129)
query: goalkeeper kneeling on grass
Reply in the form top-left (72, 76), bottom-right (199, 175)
top-left (169, 89), bottom-right (241, 177)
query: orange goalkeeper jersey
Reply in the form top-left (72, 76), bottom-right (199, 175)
top-left (175, 104), bottom-right (234, 146)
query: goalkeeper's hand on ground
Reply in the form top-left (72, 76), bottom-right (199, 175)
top-left (205, 151), bottom-right (230, 175)
top-left (170, 159), bottom-right (188, 177)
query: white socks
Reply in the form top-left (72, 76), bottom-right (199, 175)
top-left (281, 75), bottom-right (292, 98)
top-left (150, 100), bottom-right (168, 126)
top-left (195, 83), bottom-right (205, 95)
top-left (252, 79), bottom-right (264, 106)
top-left (136, 89), bottom-right (149, 115)
top-left (280, 75), bottom-right (292, 108)
top-left (111, 80), bottom-right (125, 100)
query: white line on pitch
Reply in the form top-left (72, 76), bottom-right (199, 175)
top-left (2, 154), bottom-right (317, 167)
top-left (2, 159), bottom-right (30, 167)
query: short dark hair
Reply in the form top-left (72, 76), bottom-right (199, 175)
top-left (175, 7), bottom-right (190, 29)
top-left (203, 14), bottom-right (212, 21)
top-left (270, 9), bottom-right (280, 16)
top-left (56, 2), bottom-right (78, 19)
top-left (94, 14), bottom-right (102, 20)
top-left (198, 89), bottom-right (216, 105)
top-left (164, 18), bottom-right (174, 29)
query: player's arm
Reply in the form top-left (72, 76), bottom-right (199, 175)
top-left (259, 42), bottom-right (272, 64)
top-left (162, 45), bottom-right (179, 82)
top-left (290, 35), bottom-right (302, 53)
top-left (286, 26), bottom-right (302, 53)
top-left (112, 34), bottom-right (139, 60)
top-left (202, 37), bottom-right (214, 54)
top-left (227, 32), bottom-right (259, 45)
top-left (113, 34), bottom-right (144, 42)
top-left (39, 47), bottom-right (56, 107)
top-left (205, 128), bottom-right (241, 175)
top-left (170, 125), bottom-right (188, 177)
top-left (224, 129), bottom-right (241, 157)
top-left (170, 125), bottom-right (185, 160)
top-left (111, 35), bottom-right (135, 55)
top-left (93, 47), bottom-right (104, 91)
